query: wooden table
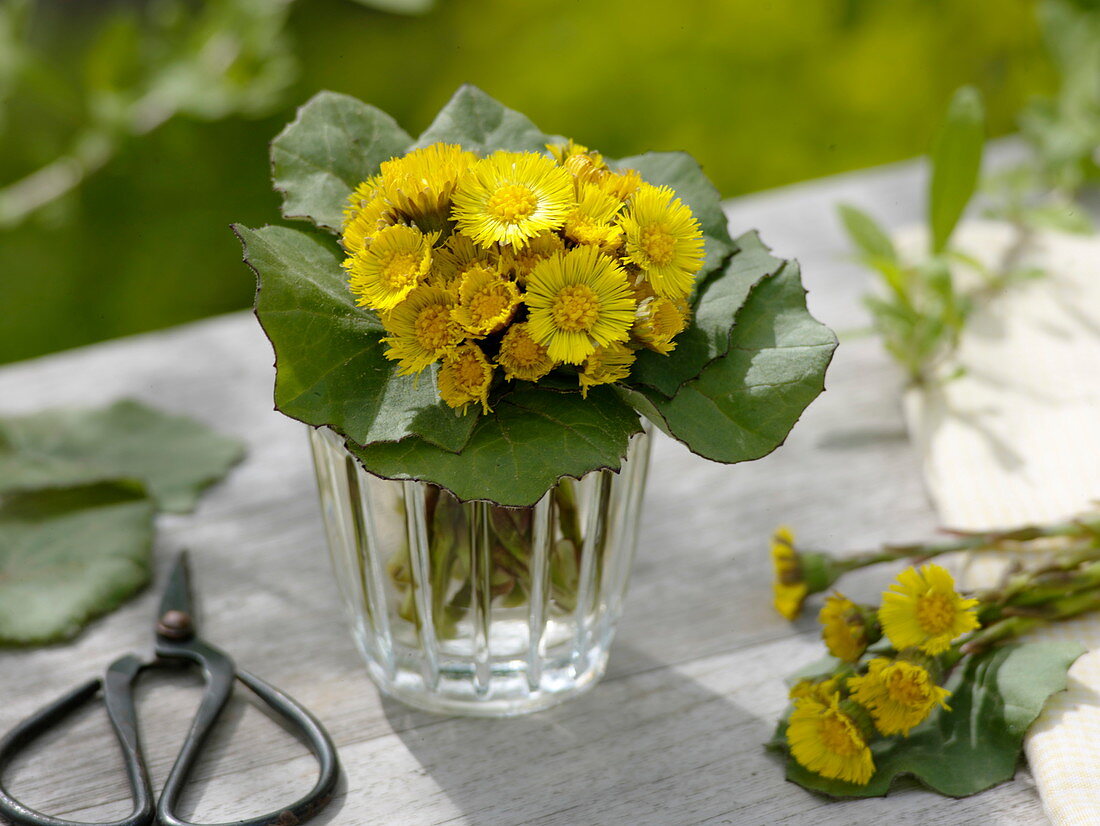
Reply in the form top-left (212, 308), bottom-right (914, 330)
top-left (0, 156), bottom-right (1049, 825)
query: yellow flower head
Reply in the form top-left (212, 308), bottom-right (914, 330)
top-left (878, 564), bottom-right (979, 655)
top-left (498, 231), bottom-right (564, 284)
top-left (344, 175), bottom-right (383, 224)
top-left (438, 343), bottom-right (493, 414)
top-left (524, 246), bottom-right (636, 364)
top-left (848, 657), bottom-right (951, 736)
top-left (377, 143), bottom-right (478, 231)
top-left (789, 674), bottom-right (843, 704)
top-left (430, 233), bottom-right (499, 289)
top-left (564, 183), bottom-right (625, 249)
top-left (619, 184), bottom-right (705, 298)
top-left (819, 593), bottom-right (870, 663)
top-left (452, 151), bottom-right (576, 248)
top-left (453, 265), bottom-right (521, 336)
top-left (598, 168), bottom-right (643, 202)
top-left (345, 225), bottom-right (437, 311)
top-left (564, 151), bottom-right (608, 188)
top-left (342, 195), bottom-right (398, 255)
top-left (771, 526), bottom-right (808, 621)
top-left (632, 295), bottom-right (689, 355)
top-left (496, 322), bottom-right (555, 383)
top-left (787, 693), bottom-right (875, 786)
top-left (547, 138), bottom-right (599, 166)
top-left (381, 286), bottom-right (463, 375)
top-left (578, 342), bottom-right (635, 397)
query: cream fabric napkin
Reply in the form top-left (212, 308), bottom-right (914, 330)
top-left (900, 221), bottom-right (1100, 825)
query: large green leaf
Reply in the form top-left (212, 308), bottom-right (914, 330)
top-left (237, 223), bottom-right (478, 452)
top-left (348, 385), bottom-right (642, 507)
top-left (0, 483), bottom-right (155, 645)
top-left (271, 90), bottom-right (412, 232)
top-left (928, 86), bottom-right (985, 253)
top-left (412, 85), bottom-right (551, 155)
top-left (773, 642), bottom-right (1085, 798)
top-left (621, 259), bottom-right (836, 464)
top-left (612, 151), bottom-right (736, 282)
top-left (0, 400), bottom-right (244, 513)
top-left (630, 231), bottom-right (784, 397)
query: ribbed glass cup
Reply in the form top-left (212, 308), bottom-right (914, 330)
top-left (308, 426), bottom-right (651, 717)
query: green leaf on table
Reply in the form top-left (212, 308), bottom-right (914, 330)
top-left (0, 483), bottom-right (156, 645)
top-left (838, 204), bottom-right (897, 263)
top-left (929, 86), bottom-right (985, 254)
top-left (0, 400), bottom-right (244, 513)
top-left (612, 151), bottom-right (736, 284)
top-left (237, 223), bottom-right (477, 452)
top-left (412, 85), bottom-right (551, 155)
top-left (773, 642), bottom-right (1085, 798)
top-left (348, 384), bottom-right (642, 507)
top-left (621, 259), bottom-right (836, 464)
top-left (630, 231), bottom-right (784, 397)
top-left (271, 90), bottom-right (412, 232)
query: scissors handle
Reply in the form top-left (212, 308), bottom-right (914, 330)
top-left (0, 656), bottom-right (154, 826)
top-left (154, 639), bottom-right (340, 826)
top-left (0, 647), bottom-right (338, 826)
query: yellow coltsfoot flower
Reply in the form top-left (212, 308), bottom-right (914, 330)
top-left (342, 195), bottom-right (398, 255)
top-left (345, 225), bottom-right (437, 311)
top-left (632, 295), bottom-right (689, 355)
top-left (498, 231), bottom-right (564, 284)
top-left (619, 183), bottom-right (705, 299)
top-left (563, 151), bottom-right (608, 188)
top-left (546, 138), bottom-right (597, 166)
top-left (451, 151), bottom-right (576, 248)
top-left (343, 175), bottom-right (383, 224)
top-left (563, 183), bottom-right (625, 250)
top-left (496, 322), bottom-right (555, 383)
top-left (430, 233), bottom-right (499, 290)
top-left (381, 286), bottom-right (463, 375)
top-left (878, 564), bottom-right (979, 655)
top-left (525, 246), bottom-right (636, 364)
top-left (547, 139), bottom-right (608, 187)
top-left (772, 526), bottom-right (808, 621)
top-left (789, 674), bottom-right (844, 704)
top-left (578, 342), bottom-right (635, 397)
top-left (438, 343), bottom-right (494, 414)
top-left (453, 265), bottom-right (521, 337)
top-left (377, 143), bottom-right (477, 231)
top-left (848, 657), bottom-right (951, 736)
top-left (598, 167), bottom-right (643, 202)
top-left (819, 593), bottom-right (872, 663)
top-left (787, 693), bottom-right (875, 785)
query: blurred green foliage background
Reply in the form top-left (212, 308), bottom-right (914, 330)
top-left (0, 0), bottom-right (1055, 365)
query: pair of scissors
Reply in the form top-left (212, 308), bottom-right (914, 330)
top-left (0, 552), bottom-right (339, 826)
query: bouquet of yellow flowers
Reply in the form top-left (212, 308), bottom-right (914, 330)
top-left (235, 85), bottom-right (836, 507)
top-left (339, 140), bottom-right (699, 410)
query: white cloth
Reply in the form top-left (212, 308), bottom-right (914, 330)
top-left (901, 221), bottom-right (1100, 825)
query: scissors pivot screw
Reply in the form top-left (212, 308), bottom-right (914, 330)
top-left (157, 609), bottom-right (194, 640)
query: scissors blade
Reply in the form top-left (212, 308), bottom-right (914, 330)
top-left (156, 550), bottom-right (197, 640)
